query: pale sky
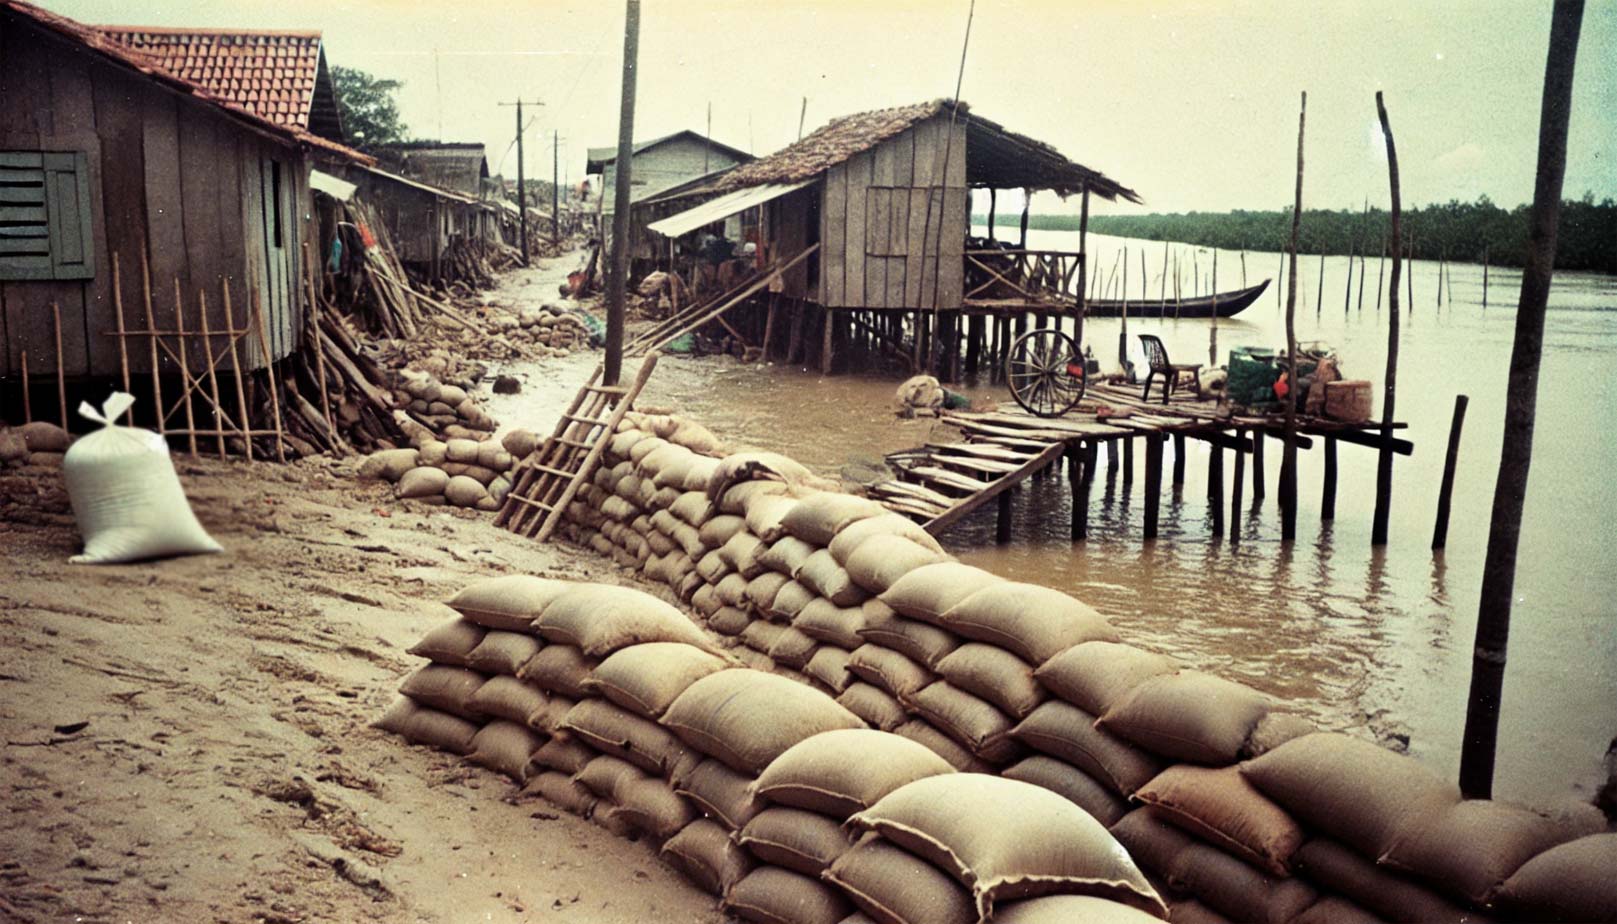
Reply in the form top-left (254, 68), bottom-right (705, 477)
top-left (43, 0), bottom-right (1617, 216)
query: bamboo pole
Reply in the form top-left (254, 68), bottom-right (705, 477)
top-left (1160, 241), bottom-right (1170, 315)
top-left (1460, 0), bottom-right (1584, 800)
top-left (196, 290), bottom-right (227, 458)
top-left (1281, 91), bottom-right (1306, 543)
top-left (1374, 238), bottom-right (1386, 312)
top-left (1372, 91), bottom-right (1405, 547)
top-left (1118, 249), bottom-right (1129, 371)
top-left (1407, 235), bottom-right (1416, 312)
top-left (1432, 394), bottom-right (1469, 549)
top-left (141, 250), bottom-right (164, 437)
top-left (1239, 247), bottom-right (1248, 289)
top-left (1209, 250), bottom-right (1219, 367)
top-left (1357, 247), bottom-right (1367, 313)
top-left (20, 351), bottom-right (30, 423)
top-left (1343, 246), bottom-right (1354, 315)
top-left (222, 279), bottom-right (253, 463)
top-left (1315, 249), bottom-right (1325, 318)
top-left (172, 280), bottom-right (199, 455)
top-left (112, 253), bottom-right (132, 422)
top-left (51, 301), bottom-right (67, 427)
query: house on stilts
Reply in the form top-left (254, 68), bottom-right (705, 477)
top-left (643, 99), bottom-right (1139, 377)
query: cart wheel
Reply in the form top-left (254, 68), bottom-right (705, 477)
top-left (1006, 327), bottom-right (1085, 418)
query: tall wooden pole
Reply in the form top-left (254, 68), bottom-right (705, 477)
top-left (1281, 92), bottom-right (1305, 542)
top-left (1018, 190), bottom-right (1030, 249)
top-left (1208, 249), bottom-right (1219, 368)
top-left (516, 100), bottom-right (528, 265)
top-left (987, 188), bottom-right (997, 243)
top-left (1432, 394), bottom-right (1469, 549)
top-left (553, 130), bottom-right (561, 241)
top-left (1372, 90), bottom-right (1404, 547)
top-left (1460, 0), bottom-right (1584, 800)
top-left (1076, 184), bottom-right (1090, 332)
top-left (603, 0), bottom-right (641, 386)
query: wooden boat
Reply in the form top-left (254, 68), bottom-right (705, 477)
top-left (1083, 278), bottom-right (1270, 319)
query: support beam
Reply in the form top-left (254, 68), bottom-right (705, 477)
top-left (1172, 432), bottom-right (1187, 488)
top-left (1252, 434), bottom-right (1266, 500)
top-left (1321, 435), bottom-right (1338, 520)
top-left (996, 489), bottom-right (1013, 544)
top-left (1143, 435), bottom-right (1163, 539)
top-left (1229, 433), bottom-right (1246, 544)
top-left (1209, 443), bottom-right (1225, 537)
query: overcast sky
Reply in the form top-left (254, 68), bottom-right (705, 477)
top-left (45, 0), bottom-right (1617, 216)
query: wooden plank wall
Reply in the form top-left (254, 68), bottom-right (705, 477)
top-left (817, 115), bottom-right (966, 310)
top-left (0, 14), bottom-right (307, 380)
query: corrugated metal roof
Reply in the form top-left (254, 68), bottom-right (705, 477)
top-left (647, 180), bottom-right (812, 239)
top-left (372, 143), bottom-right (489, 198)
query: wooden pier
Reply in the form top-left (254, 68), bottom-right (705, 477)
top-left (868, 382), bottom-right (1412, 543)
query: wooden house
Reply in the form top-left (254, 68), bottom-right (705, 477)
top-left (0, 0), bottom-right (369, 388)
top-left (587, 130), bottom-right (752, 215)
top-left (646, 100), bottom-right (1138, 375)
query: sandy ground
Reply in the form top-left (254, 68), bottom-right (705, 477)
top-left (0, 452), bottom-right (724, 923)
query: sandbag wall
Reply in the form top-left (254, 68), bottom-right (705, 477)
top-left (544, 412), bottom-right (1614, 924)
top-left (377, 575), bottom-right (1171, 924)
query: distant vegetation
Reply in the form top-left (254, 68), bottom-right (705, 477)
top-left (975, 195), bottom-right (1617, 274)
top-left (332, 66), bottom-right (410, 151)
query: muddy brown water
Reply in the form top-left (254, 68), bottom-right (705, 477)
top-left (488, 237), bottom-right (1617, 812)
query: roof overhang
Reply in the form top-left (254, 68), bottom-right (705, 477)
top-left (647, 180), bottom-right (812, 239)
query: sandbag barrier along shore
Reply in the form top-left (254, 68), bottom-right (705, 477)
top-left (377, 411), bottom-right (1615, 923)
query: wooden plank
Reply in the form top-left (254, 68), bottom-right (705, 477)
top-left (924, 439), bottom-right (1066, 535)
top-left (141, 91), bottom-right (187, 340)
top-left (91, 68), bottom-right (151, 373)
top-left (177, 107), bottom-right (230, 373)
top-left (822, 165), bottom-right (846, 307)
top-left (938, 186), bottom-right (967, 307)
top-left (865, 187), bottom-right (889, 308)
top-left (905, 120), bottom-right (936, 308)
top-left (843, 150), bottom-right (871, 309)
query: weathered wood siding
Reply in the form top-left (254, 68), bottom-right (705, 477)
top-left (602, 135), bottom-right (744, 214)
top-left (816, 116), bottom-right (965, 310)
top-left (0, 12), bottom-right (307, 378)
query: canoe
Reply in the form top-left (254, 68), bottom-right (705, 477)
top-left (1083, 279), bottom-right (1270, 319)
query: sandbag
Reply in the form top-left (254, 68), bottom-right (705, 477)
top-left (575, 753), bottom-right (645, 800)
top-left (1166, 899), bottom-right (1237, 924)
top-left (797, 549), bottom-right (869, 606)
top-left (469, 720), bottom-right (544, 780)
top-left (719, 478), bottom-right (792, 515)
top-left (903, 681), bottom-right (1021, 764)
top-left (736, 807), bottom-right (854, 876)
top-left (759, 535), bottom-right (818, 577)
top-left (536, 583), bottom-right (716, 656)
top-left (794, 598), bottom-right (867, 650)
top-left (614, 775), bottom-right (696, 839)
top-left (561, 698), bottom-right (696, 776)
top-left (1293, 838), bottom-right (1481, 924)
top-left (64, 393), bottom-right (223, 564)
top-left (837, 683), bottom-right (907, 732)
top-left (464, 631), bottom-right (542, 676)
top-left (824, 833), bottom-right (976, 924)
top-left (746, 572), bottom-right (791, 613)
top-left (1034, 642), bottom-right (1179, 716)
top-left (671, 757), bottom-right (763, 830)
top-left (1003, 756), bottom-right (1129, 827)
top-left (526, 693), bottom-right (577, 735)
top-left (1166, 840), bottom-right (1318, 924)
top-left (780, 492), bottom-right (888, 546)
top-left (879, 562), bottom-right (1004, 624)
top-left (444, 475), bottom-right (489, 508)
top-left (1097, 671), bottom-right (1272, 764)
top-left (698, 514), bottom-right (749, 550)
top-left (849, 773), bottom-right (1165, 918)
top-left (742, 620), bottom-right (788, 655)
top-left (1010, 701), bottom-right (1164, 796)
top-left (744, 494), bottom-right (800, 543)
top-left (936, 643), bottom-right (1045, 718)
top-left (467, 675), bottom-right (549, 725)
top-left (358, 447), bottom-right (419, 482)
top-left (768, 626), bottom-right (820, 670)
top-left (803, 647), bottom-right (854, 694)
top-left (937, 582), bottom-right (1119, 664)
top-left (520, 770), bottom-right (597, 818)
top-left (723, 866), bottom-right (851, 924)
top-left (671, 490), bottom-right (716, 527)
top-left (408, 617), bottom-right (488, 667)
top-left (697, 549), bottom-right (733, 584)
top-left (397, 466), bottom-right (449, 499)
top-left (1244, 711), bottom-right (1318, 758)
top-left (708, 606), bottom-right (751, 636)
top-left (721, 531), bottom-right (769, 578)
top-left (18, 420), bottom-right (71, 452)
top-left (1494, 833), bottom-right (1617, 922)
top-left (707, 452), bottom-right (813, 503)
top-left (755, 728), bottom-right (956, 819)
top-left (846, 644), bottom-right (933, 699)
top-left (662, 818), bottom-right (755, 895)
top-left (844, 535), bottom-right (949, 596)
top-left (1238, 733), bottom-right (1461, 859)
top-left (1381, 800), bottom-right (1591, 906)
top-left (661, 669), bottom-right (865, 774)
top-left (768, 581), bottom-right (817, 621)
top-left (858, 600), bottom-right (960, 669)
top-left (1133, 765), bottom-right (1302, 876)
top-left (892, 720), bottom-right (995, 774)
top-left (373, 697), bottom-right (478, 754)
top-left (529, 736), bottom-right (595, 775)
top-left (1289, 897), bottom-right (1384, 924)
top-left (992, 895), bottom-right (1171, 924)
top-left (1109, 807), bottom-right (1199, 881)
top-left (398, 664), bottom-right (486, 718)
top-left (828, 513), bottom-right (946, 565)
top-left (583, 642), bottom-right (731, 719)
top-left (691, 582), bottom-right (724, 617)
top-left (447, 575), bottom-right (570, 631)
top-left (517, 645), bottom-right (598, 698)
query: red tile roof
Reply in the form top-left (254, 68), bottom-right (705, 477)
top-left (0, 2), bottom-right (368, 164)
top-left (95, 26), bottom-right (323, 131)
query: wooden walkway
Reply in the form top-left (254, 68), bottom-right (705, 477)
top-left (868, 382), bottom-right (1412, 543)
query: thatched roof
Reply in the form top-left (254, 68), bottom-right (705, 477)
top-left (716, 99), bottom-right (1140, 203)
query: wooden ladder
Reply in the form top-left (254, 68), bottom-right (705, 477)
top-left (495, 352), bottom-right (660, 541)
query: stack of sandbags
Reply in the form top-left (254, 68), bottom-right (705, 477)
top-left (358, 435), bottom-right (518, 511)
top-left (499, 303), bottom-right (593, 355)
top-left (0, 421), bottom-right (73, 468)
top-left (393, 368), bottom-right (499, 440)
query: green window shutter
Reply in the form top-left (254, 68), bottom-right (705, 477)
top-left (42, 151), bottom-right (94, 280)
top-left (0, 151), bottom-right (54, 280)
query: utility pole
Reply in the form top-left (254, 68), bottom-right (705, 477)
top-left (553, 130), bottom-right (561, 241)
top-left (604, 0), bottom-right (641, 386)
top-left (498, 97), bottom-right (544, 266)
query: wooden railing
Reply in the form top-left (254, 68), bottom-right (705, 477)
top-left (963, 248), bottom-right (1084, 305)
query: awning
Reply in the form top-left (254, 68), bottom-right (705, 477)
top-left (310, 169), bottom-right (356, 202)
top-left (646, 180), bottom-right (813, 239)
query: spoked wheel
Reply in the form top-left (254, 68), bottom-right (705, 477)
top-left (1006, 327), bottom-right (1086, 418)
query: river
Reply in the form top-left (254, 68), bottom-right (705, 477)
top-left (487, 232), bottom-right (1617, 811)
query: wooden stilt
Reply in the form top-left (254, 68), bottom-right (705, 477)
top-left (996, 489), bottom-right (1013, 544)
top-left (1373, 90), bottom-right (1405, 547)
top-left (141, 251), bottom-right (164, 438)
top-left (112, 253), bottom-right (133, 422)
top-left (1143, 435), bottom-right (1163, 539)
top-left (196, 291), bottom-right (228, 458)
top-left (1066, 443), bottom-right (1083, 540)
top-left (1209, 443), bottom-right (1225, 537)
top-left (222, 280), bottom-right (253, 463)
top-left (762, 292), bottom-right (779, 361)
top-left (1252, 431), bottom-right (1266, 500)
top-left (820, 307), bottom-right (834, 375)
top-left (787, 299), bottom-right (805, 364)
top-left (1122, 436), bottom-right (1134, 488)
top-left (1106, 437), bottom-right (1118, 478)
top-left (1321, 435), bottom-right (1338, 520)
top-left (51, 301), bottom-right (67, 427)
top-left (1172, 432), bottom-right (1186, 488)
top-left (20, 351), bottom-right (31, 423)
top-left (1230, 435), bottom-right (1245, 544)
top-left (172, 281), bottom-right (199, 455)
top-left (1432, 394), bottom-right (1469, 549)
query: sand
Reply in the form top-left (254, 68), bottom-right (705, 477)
top-left (0, 454), bottom-right (723, 923)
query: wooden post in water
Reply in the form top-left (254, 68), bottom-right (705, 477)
top-left (996, 489), bottom-right (1013, 544)
top-left (1437, 249), bottom-right (1446, 309)
top-left (1209, 444), bottom-right (1225, 537)
top-left (1172, 432), bottom-right (1186, 488)
top-left (1230, 434), bottom-right (1246, 544)
top-left (1143, 435), bottom-right (1163, 540)
top-left (1252, 433), bottom-right (1266, 500)
top-left (1077, 184), bottom-right (1091, 317)
top-left (1322, 435), bottom-right (1338, 520)
top-left (1173, 251), bottom-right (1182, 317)
top-left (1239, 248), bottom-right (1248, 289)
top-left (1119, 249), bottom-right (1129, 372)
top-left (1275, 244), bottom-right (1286, 311)
top-left (987, 188), bottom-right (996, 243)
top-left (1372, 90), bottom-right (1405, 547)
top-left (1460, 0), bottom-right (1584, 802)
top-left (1106, 438), bottom-right (1118, 480)
top-left (1315, 249), bottom-right (1325, 318)
top-left (1018, 191), bottom-right (1030, 250)
top-left (1407, 236), bottom-right (1416, 314)
top-left (1160, 241), bottom-right (1170, 314)
top-left (1432, 394), bottom-right (1470, 549)
top-left (1343, 246), bottom-right (1355, 315)
top-left (1209, 250), bottom-right (1219, 367)
top-left (1375, 238), bottom-right (1386, 312)
top-left (1280, 92), bottom-right (1307, 542)
top-left (1357, 247), bottom-right (1367, 312)
top-left (1122, 437), bottom-right (1134, 488)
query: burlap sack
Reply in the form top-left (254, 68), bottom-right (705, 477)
top-left (671, 757), bottom-right (764, 830)
top-left (722, 866), bottom-right (851, 924)
top-left (858, 600), bottom-right (960, 669)
top-left (937, 582), bottom-right (1119, 664)
top-left (837, 683), bottom-right (907, 732)
top-left (447, 575), bottom-right (571, 631)
top-left (661, 818), bottom-right (755, 896)
top-left (1003, 755), bottom-right (1129, 827)
top-left (736, 807), bottom-right (854, 876)
top-left (408, 617), bottom-right (489, 667)
top-left (1133, 765), bottom-right (1303, 876)
top-left (661, 669), bottom-right (865, 774)
top-left (936, 643), bottom-right (1046, 718)
top-left (824, 832), bottom-right (977, 924)
top-left (1034, 642), bottom-right (1179, 716)
top-left (1010, 701), bottom-right (1164, 796)
top-left (374, 697), bottom-right (478, 754)
top-left (583, 642), bottom-right (730, 719)
top-left (754, 728), bottom-right (956, 819)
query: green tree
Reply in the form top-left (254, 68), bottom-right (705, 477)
top-left (332, 66), bottom-right (409, 150)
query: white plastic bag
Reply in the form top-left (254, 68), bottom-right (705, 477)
top-left (64, 392), bottom-right (223, 564)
